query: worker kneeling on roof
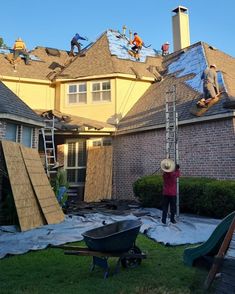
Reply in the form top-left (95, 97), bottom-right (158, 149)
top-left (197, 64), bottom-right (220, 108)
top-left (13, 38), bottom-right (30, 65)
top-left (130, 32), bottom-right (143, 55)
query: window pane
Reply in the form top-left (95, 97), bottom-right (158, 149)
top-left (92, 92), bottom-right (101, 101)
top-left (102, 91), bottom-right (111, 101)
top-left (77, 141), bottom-right (86, 166)
top-left (22, 126), bottom-right (32, 147)
top-left (69, 85), bottom-right (77, 93)
top-left (67, 169), bottom-right (76, 182)
top-left (103, 138), bottom-right (112, 146)
top-left (67, 142), bottom-right (76, 167)
top-left (68, 94), bottom-right (77, 103)
top-left (102, 81), bottom-right (110, 90)
top-left (79, 83), bottom-right (86, 92)
top-left (78, 93), bottom-right (87, 103)
top-left (77, 168), bottom-right (86, 182)
top-left (93, 140), bottom-right (102, 147)
top-left (92, 83), bottom-right (100, 91)
top-left (5, 123), bottom-right (17, 142)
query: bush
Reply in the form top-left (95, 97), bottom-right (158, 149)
top-left (133, 175), bottom-right (235, 218)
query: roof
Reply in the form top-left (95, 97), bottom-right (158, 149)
top-left (55, 30), bottom-right (163, 80)
top-left (117, 42), bottom-right (235, 134)
top-left (35, 109), bottom-right (114, 132)
top-left (0, 46), bottom-right (69, 80)
top-left (0, 81), bottom-right (44, 125)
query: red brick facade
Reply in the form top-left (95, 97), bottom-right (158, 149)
top-left (113, 117), bottom-right (235, 199)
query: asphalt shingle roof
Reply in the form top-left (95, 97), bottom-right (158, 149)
top-left (0, 81), bottom-right (43, 123)
top-left (117, 42), bottom-right (235, 133)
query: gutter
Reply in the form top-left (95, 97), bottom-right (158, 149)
top-left (0, 113), bottom-right (45, 127)
top-left (116, 111), bottom-right (235, 135)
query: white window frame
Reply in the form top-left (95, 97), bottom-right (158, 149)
top-left (64, 139), bottom-right (87, 185)
top-left (67, 82), bottom-right (87, 105)
top-left (91, 80), bottom-right (111, 103)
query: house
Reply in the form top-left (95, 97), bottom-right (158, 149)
top-left (112, 41), bottom-right (235, 199)
top-left (0, 7), bottom-right (234, 202)
top-left (0, 29), bottom-right (164, 200)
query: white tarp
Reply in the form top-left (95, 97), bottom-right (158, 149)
top-left (0, 208), bottom-right (221, 259)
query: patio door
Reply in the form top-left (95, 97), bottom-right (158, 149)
top-left (65, 139), bottom-right (87, 189)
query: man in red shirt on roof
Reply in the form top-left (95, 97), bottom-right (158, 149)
top-left (161, 159), bottom-right (180, 224)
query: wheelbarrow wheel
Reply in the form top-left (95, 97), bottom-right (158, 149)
top-left (121, 246), bottom-right (142, 268)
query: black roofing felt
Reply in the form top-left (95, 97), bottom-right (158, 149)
top-left (0, 82), bottom-right (43, 123)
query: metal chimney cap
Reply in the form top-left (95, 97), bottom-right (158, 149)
top-left (172, 6), bottom-right (188, 14)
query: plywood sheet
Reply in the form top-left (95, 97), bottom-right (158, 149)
top-left (20, 146), bottom-right (64, 224)
top-left (84, 146), bottom-right (113, 202)
top-left (1, 141), bottom-right (45, 231)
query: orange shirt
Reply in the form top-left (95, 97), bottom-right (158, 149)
top-left (132, 35), bottom-right (143, 47)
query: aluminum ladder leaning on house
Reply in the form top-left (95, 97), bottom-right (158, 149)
top-left (165, 85), bottom-right (180, 217)
top-left (41, 116), bottom-right (57, 177)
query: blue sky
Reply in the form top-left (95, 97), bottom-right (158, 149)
top-left (1, 0), bottom-right (235, 57)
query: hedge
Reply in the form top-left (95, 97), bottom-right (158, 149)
top-left (133, 175), bottom-right (235, 218)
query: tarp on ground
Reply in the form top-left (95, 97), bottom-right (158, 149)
top-left (0, 208), bottom-right (221, 259)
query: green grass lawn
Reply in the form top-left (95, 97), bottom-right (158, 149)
top-left (0, 234), bottom-right (215, 294)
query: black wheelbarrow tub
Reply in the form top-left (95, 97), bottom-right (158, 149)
top-left (82, 220), bottom-right (142, 253)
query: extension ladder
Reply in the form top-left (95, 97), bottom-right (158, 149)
top-left (165, 85), bottom-right (179, 216)
top-left (41, 117), bottom-right (57, 177)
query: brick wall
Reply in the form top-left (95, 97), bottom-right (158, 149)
top-left (0, 121), bottom-right (6, 140)
top-left (113, 117), bottom-right (235, 200)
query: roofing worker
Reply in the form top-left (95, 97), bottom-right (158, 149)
top-left (13, 38), bottom-right (30, 65)
top-left (161, 42), bottom-right (170, 56)
top-left (69, 33), bottom-right (87, 56)
top-left (197, 64), bottom-right (220, 108)
top-left (161, 159), bottom-right (180, 225)
top-left (130, 32), bottom-right (143, 55)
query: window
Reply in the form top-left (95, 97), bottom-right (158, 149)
top-left (5, 123), bottom-right (17, 142)
top-left (66, 140), bottom-right (87, 185)
top-left (68, 83), bottom-right (87, 104)
top-left (92, 80), bottom-right (111, 102)
top-left (22, 126), bottom-right (32, 147)
top-left (92, 137), bottom-right (112, 147)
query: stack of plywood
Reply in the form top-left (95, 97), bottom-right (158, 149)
top-left (84, 146), bottom-right (113, 202)
top-left (1, 140), bottom-right (64, 231)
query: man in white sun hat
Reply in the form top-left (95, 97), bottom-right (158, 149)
top-left (161, 159), bottom-right (180, 224)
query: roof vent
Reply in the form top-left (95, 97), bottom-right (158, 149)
top-left (45, 47), bottom-right (61, 57)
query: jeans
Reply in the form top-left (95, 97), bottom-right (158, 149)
top-left (162, 195), bottom-right (176, 222)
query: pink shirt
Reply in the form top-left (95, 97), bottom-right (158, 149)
top-left (163, 169), bottom-right (180, 196)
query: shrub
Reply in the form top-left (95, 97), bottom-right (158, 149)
top-left (133, 175), bottom-right (235, 218)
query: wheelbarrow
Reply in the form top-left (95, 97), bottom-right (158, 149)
top-left (57, 219), bottom-right (146, 278)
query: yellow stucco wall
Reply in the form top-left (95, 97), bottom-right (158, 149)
top-left (58, 77), bottom-right (151, 124)
top-left (3, 80), bottom-right (55, 110)
top-left (115, 78), bottom-right (151, 123)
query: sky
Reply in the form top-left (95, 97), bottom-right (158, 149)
top-left (1, 0), bottom-right (235, 57)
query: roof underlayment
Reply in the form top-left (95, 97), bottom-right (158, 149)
top-left (107, 30), bottom-right (160, 62)
top-left (167, 43), bottom-right (227, 94)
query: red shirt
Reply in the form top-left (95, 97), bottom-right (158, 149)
top-left (163, 169), bottom-right (180, 196)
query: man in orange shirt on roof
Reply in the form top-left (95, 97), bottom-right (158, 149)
top-left (130, 32), bottom-right (143, 56)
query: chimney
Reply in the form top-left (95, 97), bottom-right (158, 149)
top-left (172, 6), bottom-right (190, 51)
top-left (129, 30), bottom-right (132, 41)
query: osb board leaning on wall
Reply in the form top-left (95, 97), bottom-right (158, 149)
top-left (21, 146), bottom-right (64, 225)
top-left (1, 141), bottom-right (46, 231)
top-left (84, 146), bottom-right (113, 202)
top-left (1, 141), bottom-right (64, 231)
